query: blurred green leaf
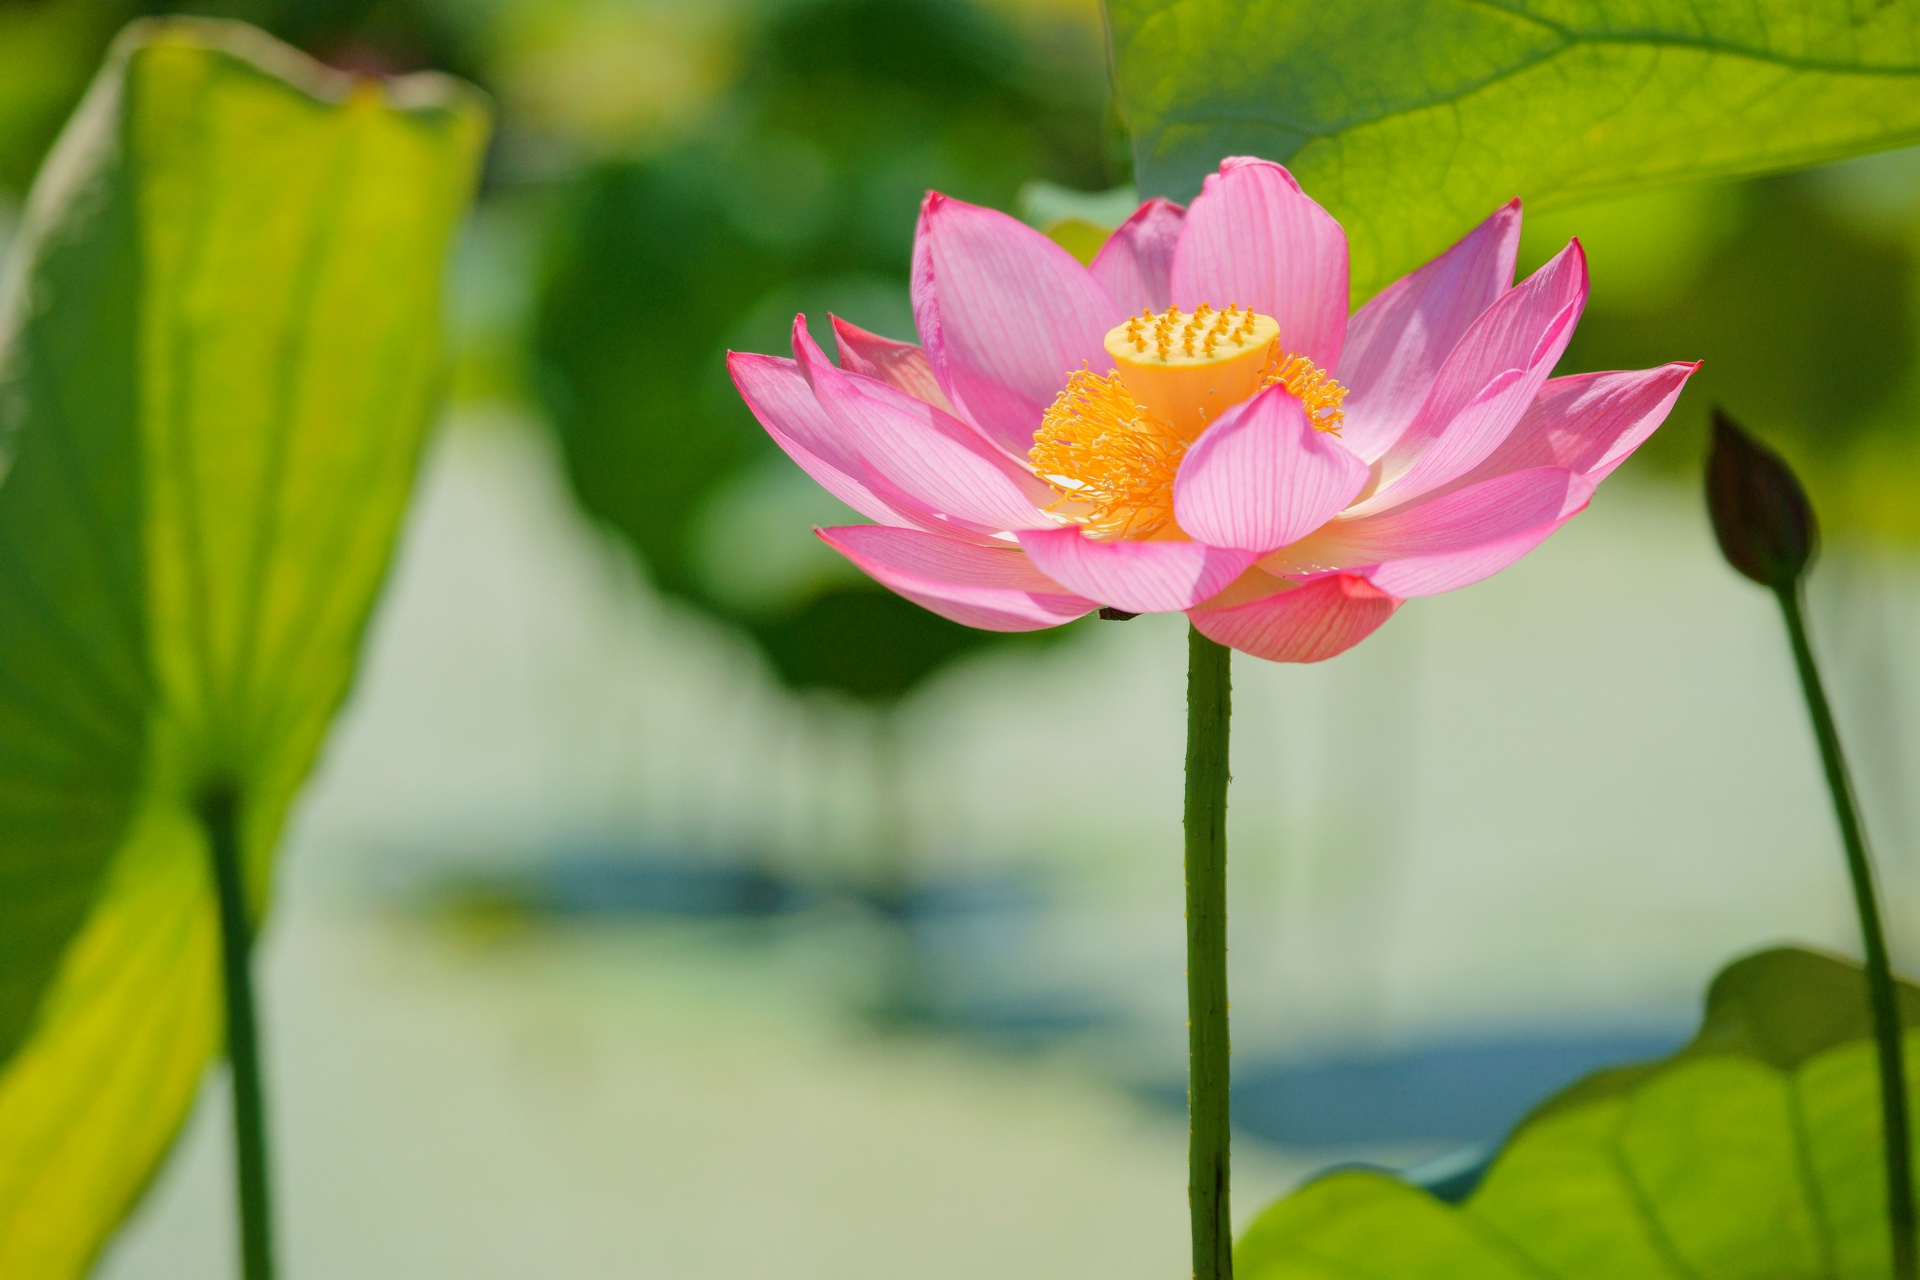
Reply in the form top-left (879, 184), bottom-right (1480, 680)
top-left (1238, 947), bottom-right (1920, 1279)
top-left (1041, 216), bottom-right (1110, 264)
top-left (1108, 0), bottom-right (1920, 301)
top-left (1525, 172), bottom-right (1920, 540)
top-left (0, 19), bottom-right (484, 1274)
top-left (537, 0), bottom-right (1111, 702)
top-left (0, 0), bottom-right (133, 194)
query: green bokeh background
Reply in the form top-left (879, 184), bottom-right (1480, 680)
top-left (1522, 173), bottom-right (1920, 542)
top-left (531, 0), bottom-right (1119, 698)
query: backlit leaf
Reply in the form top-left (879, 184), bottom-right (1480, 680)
top-left (1237, 947), bottom-right (1920, 1279)
top-left (1107, 0), bottom-right (1920, 300)
top-left (0, 20), bottom-right (485, 1275)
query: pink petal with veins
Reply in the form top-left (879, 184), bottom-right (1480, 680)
top-left (792, 318), bottom-right (1056, 533)
top-left (1336, 365), bottom-right (1697, 596)
top-left (1459, 362), bottom-right (1699, 488)
top-left (1337, 200), bottom-right (1522, 463)
top-left (912, 192), bottom-right (1125, 456)
top-left (831, 315), bottom-right (956, 414)
top-left (1016, 527), bottom-right (1255, 615)
top-left (1274, 466), bottom-right (1592, 572)
top-left (1173, 385), bottom-right (1370, 553)
top-left (1170, 158), bottom-right (1349, 370)
top-left (1355, 241), bottom-right (1587, 513)
top-left (1363, 517), bottom-right (1573, 598)
top-left (819, 524), bottom-right (1095, 631)
top-left (1090, 197), bottom-right (1186, 315)
top-left (1189, 573), bottom-right (1398, 663)
top-left (729, 350), bottom-right (979, 539)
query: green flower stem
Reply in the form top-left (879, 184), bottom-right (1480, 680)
top-left (1775, 584), bottom-right (1915, 1280)
top-left (197, 784), bottom-right (276, 1280)
top-left (1185, 625), bottom-right (1233, 1280)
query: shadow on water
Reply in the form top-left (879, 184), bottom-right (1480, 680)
top-left (520, 851), bottom-right (806, 919)
top-left (860, 875), bottom-right (1119, 1045)
top-left (415, 850), bottom-right (1690, 1185)
top-left (415, 849), bottom-right (1119, 1046)
top-left (1146, 1027), bottom-right (1692, 1201)
top-left (1223, 1029), bottom-right (1691, 1150)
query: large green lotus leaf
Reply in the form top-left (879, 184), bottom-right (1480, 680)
top-left (0, 20), bottom-right (484, 1276)
top-left (1237, 947), bottom-right (1920, 1279)
top-left (1107, 0), bottom-right (1920, 300)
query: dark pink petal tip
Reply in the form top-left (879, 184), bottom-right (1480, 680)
top-left (1189, 573), bottom-right (1399, 663)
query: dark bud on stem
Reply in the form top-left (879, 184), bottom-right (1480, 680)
top-left (1098, 607), bottom-right (1139, 621)
top-left (1705, 407), bottom-right (1817, 589)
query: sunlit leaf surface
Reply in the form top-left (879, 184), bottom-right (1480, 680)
top-left (0, 20), bottom-right (484, 1275)
top-left (1108, 0), bottom-right (1920, 300)
top-left (1237, 948), bottom-right (1920, 1279)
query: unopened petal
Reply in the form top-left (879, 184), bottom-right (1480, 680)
top-left (1170, 158), bottom-right (1348, 370)
top-left (1015, 527), bottom-right (1254, 615)
top-left (1173, 386), bottom-right (1370, 553)
top-left (818, 524), bottom-right (1095, 631)
top-left (1188, 573), bottom-right (1398, 663)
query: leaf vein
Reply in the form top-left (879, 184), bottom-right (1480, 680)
top-left (1151, 31), bottom-right (1920, 148)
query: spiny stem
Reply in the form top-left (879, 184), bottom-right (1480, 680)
top-left (1775, 584), bottom-right (1914, 1280)
top-left (197, 783), bottom-right (276, 1280)
top-left (1184, 625), bottom-right (1232, 1280)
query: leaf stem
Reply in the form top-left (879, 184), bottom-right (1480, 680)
top-left (197, 783), bottom-right (276, 1280)
top-left (1775, 584), bottom-right (1914, 1280)
top-left (1185, 625), bottom-right (1232, 1280)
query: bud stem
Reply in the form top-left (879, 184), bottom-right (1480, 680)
top-left (1775, 582), bottom-right (1914, 1279)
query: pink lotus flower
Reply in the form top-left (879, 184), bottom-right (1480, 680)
top-left (728, 157), bottom-right (1696, 662)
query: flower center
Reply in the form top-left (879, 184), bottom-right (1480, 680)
top-left (1028, 306), bottom-right (1346, 540)
top-left (1107, 304), bottom-right (1280, 437)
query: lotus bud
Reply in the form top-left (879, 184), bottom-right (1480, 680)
top-left (1706, 407), bottom-right (1816, 589)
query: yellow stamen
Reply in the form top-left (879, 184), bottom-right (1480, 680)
top-left (1263, 350), bottom-right (1346, 434)
top-left (1031, 370), bottom-right (1186, 540)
